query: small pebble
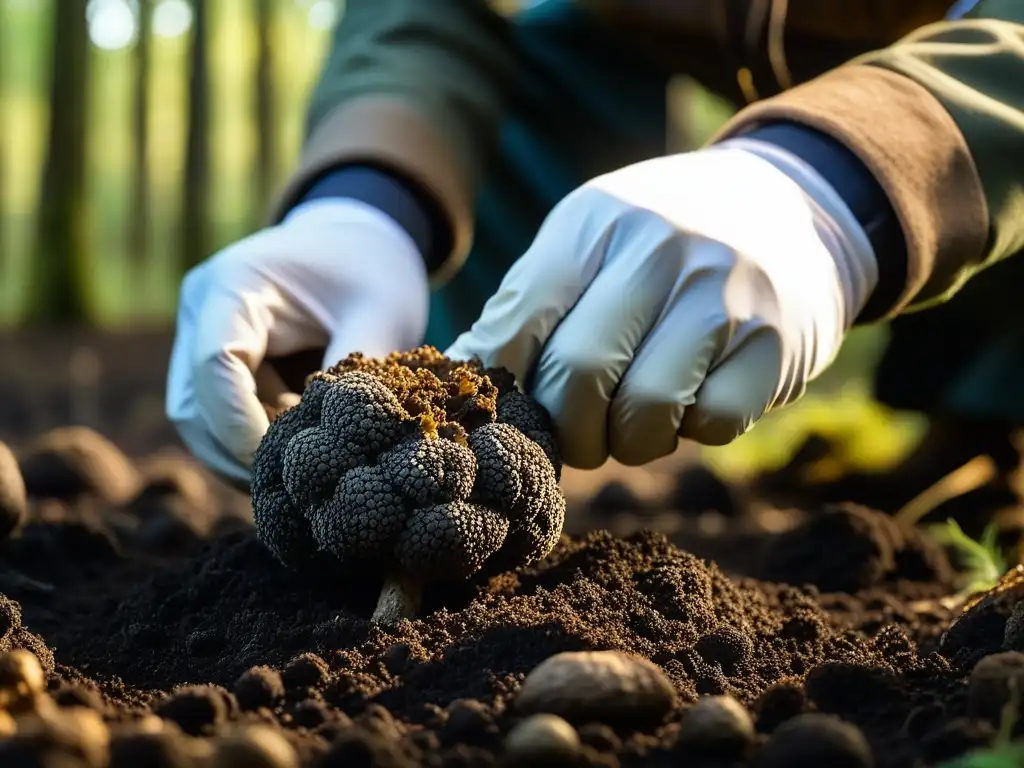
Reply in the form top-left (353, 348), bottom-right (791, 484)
top-left (676, 695), bottom-right (755, 756)
top-left (754, 713), bottom-right (872, 768)
top-left (131, 714), bottom-right (167, 733)
top-left (515, 650), bottom-right (676, 726)
top-left (0, 441), bottom-right (27, 539)
top-left (504, 713), bottom-right (581, 765)
top-left (214, 724), bottom-right (299, 768)
top-left (13, 704), bottom-right (110, 768)
top-left (0, 649), bottom-right (46, 707)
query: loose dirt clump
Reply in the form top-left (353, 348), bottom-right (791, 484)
top-left (756, 503), bottom-right (955, 594)
top-left (0, 426), bottom-right (1019, 766)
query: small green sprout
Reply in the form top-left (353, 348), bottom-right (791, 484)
top-left (927, 519), bottom-right (1008, 597)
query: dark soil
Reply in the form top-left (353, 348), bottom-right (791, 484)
top-left (1, 429), bottom-right (1015, 767)
top-left (0, 331), bottom-right (1018, 767)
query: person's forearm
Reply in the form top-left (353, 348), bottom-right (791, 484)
top-left (295, 125), bottom-right (905, 319)
top-left (712, 10), bottom-right (1024, 320)
top-left (271, 0), bottom-right (518, 287)
top-left (292, 166), bottom-right (447, 272)
top-left (744, 122), bottom-right (905, 322)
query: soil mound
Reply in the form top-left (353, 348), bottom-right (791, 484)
top-left (756, 503), bottom-right (956, 593)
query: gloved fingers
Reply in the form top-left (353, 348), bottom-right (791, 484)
top-left (166, 263), bottom-right (210, 428)
top-left (167, 265), bottom-right (257, 487)
top-left (321, 286), bottom-right (429, 370)
top-left (677, 326), bottom-right (783, 446)
top-left (190, 284), bottom-right (288, 470)
top-left (254, 361), bottom-right (302, 415)
top-left (322, 306), bottom-right (402, 370)
top-left (606, 267), bottom-right (731, 465)
top-left (444, 188), bottom-right (613, 381)
top-left (527, 222), bottom-right (685, 469)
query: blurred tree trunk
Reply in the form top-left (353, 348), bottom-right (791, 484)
top-left (252, 0), bottom-right (276, 229)
top-left (128, 0), bottom-right (152, 269)
top-left (29, 0), bottom-right (91, 324)
top-left (0, 9), bottom-right (5, 262)
top-left (181, 0), bottom-right (210, 271)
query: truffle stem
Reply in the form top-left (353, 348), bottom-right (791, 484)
top-left (372, 569), bottom-right (423, 626)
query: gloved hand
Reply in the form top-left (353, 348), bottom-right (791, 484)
top-left (167, 199), bottom-right (429, 486)
top-left (447, 139), bottom-right (879, 469)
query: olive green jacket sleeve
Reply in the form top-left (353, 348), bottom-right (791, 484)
top-left (712, 0), bottom-right (1024, 319)
top-left (271, 0), bottom-right (517, 287)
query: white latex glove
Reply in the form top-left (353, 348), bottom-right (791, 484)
top-left (167, 199), bottom-right (429, 486)
top-left (447, 139), bottom-right (879, 469)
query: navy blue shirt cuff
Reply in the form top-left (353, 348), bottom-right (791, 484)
top-left (744, 122), bottom-right (907, 323)
top-left (294, 165), bottom-right (444, 273)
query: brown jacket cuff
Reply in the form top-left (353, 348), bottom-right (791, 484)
top-left (270, 97), bottom-right (476, 289)
top-left (709, 64), bottom-right (989, 319)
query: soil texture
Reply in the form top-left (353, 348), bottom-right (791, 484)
top-left (0, 330), bottom-right (1018, 768)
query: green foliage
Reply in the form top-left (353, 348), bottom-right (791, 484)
top-left (939, 694), bottom-right (1023, 767)
top-left (1, 0), bottom-right (337, 325)
top-left (940, 743), bottom-right (1024, 768)
top-left (927, 518), bottom-right (1008, 596)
